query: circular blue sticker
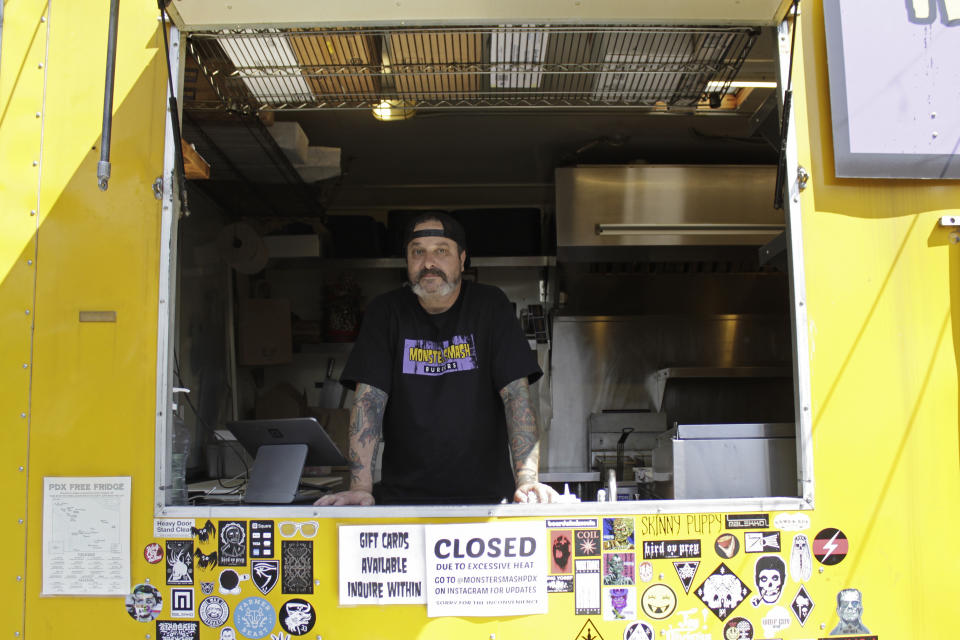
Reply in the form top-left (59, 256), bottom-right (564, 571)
top-left (233, 596), bottom-right (276, 639)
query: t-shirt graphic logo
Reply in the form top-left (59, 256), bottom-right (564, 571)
top-left (403, 335), bottom-right (478, 376)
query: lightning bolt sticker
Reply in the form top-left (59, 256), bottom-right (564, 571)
top-left (812, 528), bottom-right (848, 565)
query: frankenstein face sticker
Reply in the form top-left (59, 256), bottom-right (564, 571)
top-left (830, 588), bottom-right (870, 636)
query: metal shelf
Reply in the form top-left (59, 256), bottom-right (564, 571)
top-left (185, 25), bottom-right (758, 111)
top-left (647, 365), bottom-right (792, 412)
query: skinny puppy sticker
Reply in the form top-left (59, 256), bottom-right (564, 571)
top-left (425, 522), bottom-right (547, 617)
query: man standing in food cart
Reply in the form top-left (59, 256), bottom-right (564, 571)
top-left (316, 213), bottom-right (557, 506)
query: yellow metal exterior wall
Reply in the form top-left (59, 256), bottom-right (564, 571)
top-left (1, 1), bottom-right (958, 638)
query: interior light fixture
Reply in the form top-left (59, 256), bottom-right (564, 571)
top-left (372, 99), bottom-right (416, 122)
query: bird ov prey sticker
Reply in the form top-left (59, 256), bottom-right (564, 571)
top-left (218, 521), bottom-right (247, 567)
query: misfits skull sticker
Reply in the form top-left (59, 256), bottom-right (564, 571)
top-left (217, 521), bottom-right (247, 567)
top-left (722, 616), bottom-right (754, 640)
top-left (750, 555), bottom-right (786, 606)
top-left (694, 563), bottom-right (751, 621)
top-left (198, 595), bottom-right (229, 628)
top-left (233, 596), bottom-right (276, 639)
top-left (640, 583), bottom-right (677, 620)
top-left (252, 559), bottom-right (280, 595)
top-left (279, 599), bottom-right (316, 635)
top-left (575, 529), bottom-right (601, 556)
top-left (672, 560), bottom-right (700, 594)
top-left (281, 540), bottom-right (314, 594)
top-left (790, 584), bottom-right (815, 626)
top-left (144, 543), bottom-right (163, 564)
top-left (166, 540), bottom-right (194, 585)
top-left (126, 583), bottom-right (163, 622)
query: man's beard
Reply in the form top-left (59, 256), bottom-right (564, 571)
top-left (410, 267), bottom-right (460, 299)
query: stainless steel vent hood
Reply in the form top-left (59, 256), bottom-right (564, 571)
top-left (555, 165), bottom-right (784, 260)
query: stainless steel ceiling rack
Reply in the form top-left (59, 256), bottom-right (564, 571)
top-left (184, 25), bottom-right (759, 112)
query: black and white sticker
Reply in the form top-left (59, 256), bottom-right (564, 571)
top-left (725, 514), bottom-right (769, 529)
top-left (575, 529), bottom-right (601, 556)
top-left (281, 540), bottom-right (314, 594)
top-left (624, 620), bottom-right (654, 640)
top-left (790, 534), bottom-right (813, 582)
top-left (218, 569), bottom-right (249, 595)
top-left (156, 620), bottom-right (199, 640)
top-left (750, 555), bottom-right (786, 606)
top-left (672, 560), bottom-right (700, 594)
top-left (744, 531), bottom-right (781, 553)
top-left (200, 582), bottom-right (214, 595)
top-left (640, 583), bottom-right (676, 620)
top-left (546, 574), bottom-right (574, 593)
top-left (278, 598), bottom-right (316, 636)
top-left (642, 539), bottom-right (701, 560)
top-left (195, 549), bottom-right (218, 571)
top-left (790, 584), bottom-right (815, 626)
top-left (166, 540), bottom-right (194, 585)
top-left (192, 520), bottom-right (216, 543)
top-left (250, 520), bottom-right (275, 558)
top-left (694, 563), bottom-right (751, 621)
top-left (252, 559), bottom-right (280, 595)
top-left (198, 596), bottom-right (230, 628)
top-left (170, 588), bottom-right (194, 618)
top-left (217, 521), bottom-right (247, 567)
top-left (723, 616), bottom-right (754, 639)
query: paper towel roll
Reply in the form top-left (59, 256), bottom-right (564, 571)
top-left (218, 223), bottom-right (268, 274)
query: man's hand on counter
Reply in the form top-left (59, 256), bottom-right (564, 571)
top-left (514, 482), bottom-right (560, 504)
top-left (314, 490), bottom-right (375, 506)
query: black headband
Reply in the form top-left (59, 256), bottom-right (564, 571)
top-left (408, 229), bottom-right (449, 241)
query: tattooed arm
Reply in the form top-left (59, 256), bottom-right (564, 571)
top-left (314, 383), bottom-right (388, 506)
top-left (499, 377), bottom-right (559, 504)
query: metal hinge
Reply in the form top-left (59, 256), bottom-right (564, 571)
top-left (153, 177), bottom-right (163, 200)
top-left (797, 166), bottom-right (809, 191)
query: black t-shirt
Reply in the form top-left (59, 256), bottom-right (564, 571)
top-left (341, 280), bottom-right (542, 504)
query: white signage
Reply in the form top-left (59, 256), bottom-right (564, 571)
top-left (42, 476), bottom-right (131, 596)
top-left (425, 522), bottom-right (547, 618)
top-left (154, 518), bottom-right (195, 538)
top-left (338, 525), bottom-right (426, 605)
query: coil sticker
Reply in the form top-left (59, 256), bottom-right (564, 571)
top-left (250, 520), bottom-right (275, 558)
top-left (603, 518), bottom-right (635, 551)
top-left (695, 563), bottom-right (751, 621)
top-left (750, 555), bottom-right (786, 606)
top-left (126, 583), bottom-right (163, 622)
top-left (723, 616), bottom-right (753, 639)
top-left (551, 530), bottom-right (573, 574)
top-left (233, 596), bottom-right (276, 639)
top-left (813, 528), bottom-right (848, 565)
top-left (145, 543), bottom-right (163, 564)
top-left (714, 533), bottom-right (740, 559)
top-left (575, 530), bottom-right (601, 556)
top-left (744, 531), bottom-right (780, 553)
top-left (217, 521), bottom-right (247, 567)
top-left (166, 541), bottom-right (194, 585)
top-left (252, 559), bottom-right (280, 594)
top-left (624, 620), bottom-right (655, 640)
top-left (640, 583), bottom-right (677, 620)
top-left (790, 534), bottom-right (813, 581)
top-left (156, 620), bottom-right (199, 640)
top-left (604, 586), bottom-right (637, 621)
top-left (672, 560), bottom-right (700, 594)
top-left (791, 584), bottom-right (815, 626)
top-left (198, 596), bottom-right (229, 628)
top-left (830, 588), bottom-right (870, 635)
top-left (642, 539), bottom-right (701, 560)
top-left (281, 540), bottom-right (314, 594)
top-left (278, 598), bottom-right (316, 635)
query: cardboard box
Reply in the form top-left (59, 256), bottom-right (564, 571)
top-left (387, 32), bottom-right (483, 100)
top-left (238, 299), bottom-right (293, 366)
top-left (288, 31), bottom-right (379, 99)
